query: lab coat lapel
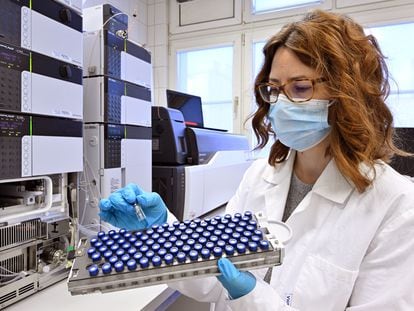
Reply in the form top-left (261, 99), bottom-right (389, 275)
top-left (263, 152), bottom-right (295, 221)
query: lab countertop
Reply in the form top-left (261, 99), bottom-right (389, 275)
top-left (5, 280), bottom-right (169, 311)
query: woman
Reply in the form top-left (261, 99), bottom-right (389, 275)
top-left (99, 10), bottom-right (414, 310)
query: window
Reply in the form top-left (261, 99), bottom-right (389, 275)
top-left (176, 45), bottom-right (234, 132)
top-left (252, 0), bottom-right (324, 14)
top-left (367, 22), bottom-right (414, 127)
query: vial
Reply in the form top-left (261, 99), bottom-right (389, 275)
top-left (134, 203), bottom-right (146, 221)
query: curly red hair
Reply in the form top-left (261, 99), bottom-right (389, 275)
top-left (251, 10), bottom-right (408, 192)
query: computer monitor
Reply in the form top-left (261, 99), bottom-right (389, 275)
top-left (166, 89), bottom-right (204, 128)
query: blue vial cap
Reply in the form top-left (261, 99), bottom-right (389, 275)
top-left (140, 234), bottom-right (149, 242)
top-left (129, 236), bottom-right (137, 244)
top-left (241, 216), bottom-right (250, 223)
top-left (124, 232), bottom-right (132, 240)
top-left (167, 226), bottom-right (175, 232)
top-left (251, 235), bottom-right (261, 243)
top-left (210, 219), bottom-right (218, 226)
top-left (236, 243), bottom-right (246, 254)
top-left (221, 218), bottom-right (229, 225)
top-left (232, 232), bottom-right (241, 240)
top-left (214, 215), bottom-right (222, 222)
top-left (178, 223), bottom-right (186, 231)
top-left (217, 224), bottom-right (225, 230)
top-left (102, 262), bottom-right (112, 274)
top-left (156, 227), bottom-right (165, 234)
top-left (170, 246), bottom-right (179, 256)
top-left (184, 219), bottom-right (191, 226)
top-left (164, 241), bottom-right (173, 250)
top-left (189, 222), bottom-right (197, 229)
top-left (121, 242), bottom-right (131, 250)
top-left (194, 243), bottom-right (203, 251)
top-left (127, 259), bottom-right (137, 271)
top-left (114, 261), bottom-right (124, 272)
top-left (206, 241), bottom-right (215, 250)
top-left (160, 222), bottom-right (169, 229)
top-left (210, 235), bottom-right (218, 243)
top-left (235, 227), bottom-right (244, 234)
top-left (108, 230), bottom-right (116, 237)
top-left (152, 255), bottom-right (162, 267)
top-left (195, 227), bottom-right (204, 234)
top-left (248, 241), bottom-right (258, 252)
top-left (259, 240), bottom-right (269, 250)
top-left (231, 217), bottom-right (240, 224)
top-left (173, 230), bottom-right (182, 237)
top-left (146, 239), bottom-right (155, 247)
top-left (201, 248), bottom-right (210, 259)
top-left (229, 238), bottom-right (238, 246)
top-left (109, 255), bottom-right (118, 266)
top-left (164, 253), bottom-right (174, 265)
top-left (88, 264), bottom-right (99, 277)
top-left (151, 224), bottom-right (159, 230)
top-left (87, 247), bottom-right (96, 257)
top-left (249, 220), bottom-right (258, 227)
top-left (162, 231), bottom-right (171, 239)
top-left (240, 236), bottom-right (249, 245)
top-left (146, 229), bottom-right (154, 236)
top-left (187, 239), bottom-right (196, 246)
top-left (119, 228), bottom-right (127, 236)
top-left (213, 247), bottom-right (223, 257)
top-left (91, 252), bottom-right (101, 262)
top-left (224, 228), bottom-right (233, 235)
top-left (198, 237), bottom-right (207, 245)
top-left (172, 221), bottom-right (180, 228)
top-left (101, 235), bottom-right (110, 243)
top-left (94, 241), bottom-right (103, 249)
top-left (117, 238), bottom-right (126, 245)
top-left (146, 250), bottom-right (155, 259)
top-left (228, 222), bottom-right (236, 229)
top-left (134, 231), bottom-right (143, 238)
top-left (244, 211), bottom-right (253, 219)
top-left (133, 252), bottom-right (143, 261)
top-left (225, 245), bottom-right (235, 256)
top-left (97, 231), bottom-right (105, 239)
top-left (128, 247), bottom-right (137, 256)
top-left (139, 245), bottom-right (149, 253)
top-left (200, 221), bottom-right (208, 228)
top-left (234, 213), bottom-right (242, 219)
top-left (106, 240), bottom-right (115, 247)
top-left (152, 233), bottom-right (160, 240)
top-left (206, 225), bottom-right (215, 232)
top-left (217, 240), bottom-right (226, 248)
top-left (115, 249), bottom-right (125, 257)
top-left (134, 240), bottom-right (143, 249)
top-left (254, 229), bottom-right (263, 237)
top-left (112, 234), bottom-right (121, 241)
top-left (243, 231), bottom-right (253, 238)
top-left (246, 225), bottom-right (255, 232)
top-left (193, 218), bottom-right (202, 224)
top-left (180, 234), bottom-right (189, 241)
top-left (157, 237), bottom-right (167, 245)
top-left (103, 250), bottom-right (113, 260)
top-left (152, 243), bottom-right (161, 252)
top-left (213, 229), bottom-right (222, 236)
top-left (139, 257), bottom-right (149, 268)
top-left (121, 254), bottom-right (130, 263)
top-left (204, 217), bottom-right (211, 224)
top-left (158, 248), bottom-right (167, 258)
top-left (224, 214), bottom-right (232, 220)
top-left (177, 252), bottom-right (186, 263)
top-left (191, 232), bottom-right (200, 240)
top-left (202, 231), bottom-right (211, 238)
top-left (182, 245), bottom-right (191, 254)
top-left (189, 250), bottom-right (198, 261)
top-left (175, 240), bottom-right (184, 248)
top-left (221, 233), bottom-right (230, 242)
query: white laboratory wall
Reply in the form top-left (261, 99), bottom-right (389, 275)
top-left (148, 0), bottom-right (414, 139)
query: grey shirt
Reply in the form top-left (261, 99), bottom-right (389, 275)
top-left (282, 172), bottom-right (313, 222)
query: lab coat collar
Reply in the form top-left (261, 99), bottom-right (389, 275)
top-left (311, 159), bottom-right (354, 206)
top-left (262, 151), bottom-right (355, 206)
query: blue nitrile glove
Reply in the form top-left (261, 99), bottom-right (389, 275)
top-left (99, 183), bottom-right (167, 231)
top-left (217, 257), bottom-right (256, 299)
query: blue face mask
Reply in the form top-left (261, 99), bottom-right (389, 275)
top-left (267, 95), bottom-right (331, 152)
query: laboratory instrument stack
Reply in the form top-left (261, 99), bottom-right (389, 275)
top-left (81, 4), bottom-right (153, 229)
top-left (0, 0), bottom-right (83, 308)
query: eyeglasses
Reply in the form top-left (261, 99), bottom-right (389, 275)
top-left (257, 78), bottom-right (326, 104)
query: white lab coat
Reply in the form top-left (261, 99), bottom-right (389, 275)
top-left (169, 152), bottom-right (414, 310)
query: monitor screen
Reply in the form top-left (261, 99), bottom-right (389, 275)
top-left (166, 89), bottom-right (204, 128)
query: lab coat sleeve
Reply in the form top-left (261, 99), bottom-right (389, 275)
top-left (226, 278), bottom-right (297, 310)
top-left (347, 204), bottom-right (414, 310)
